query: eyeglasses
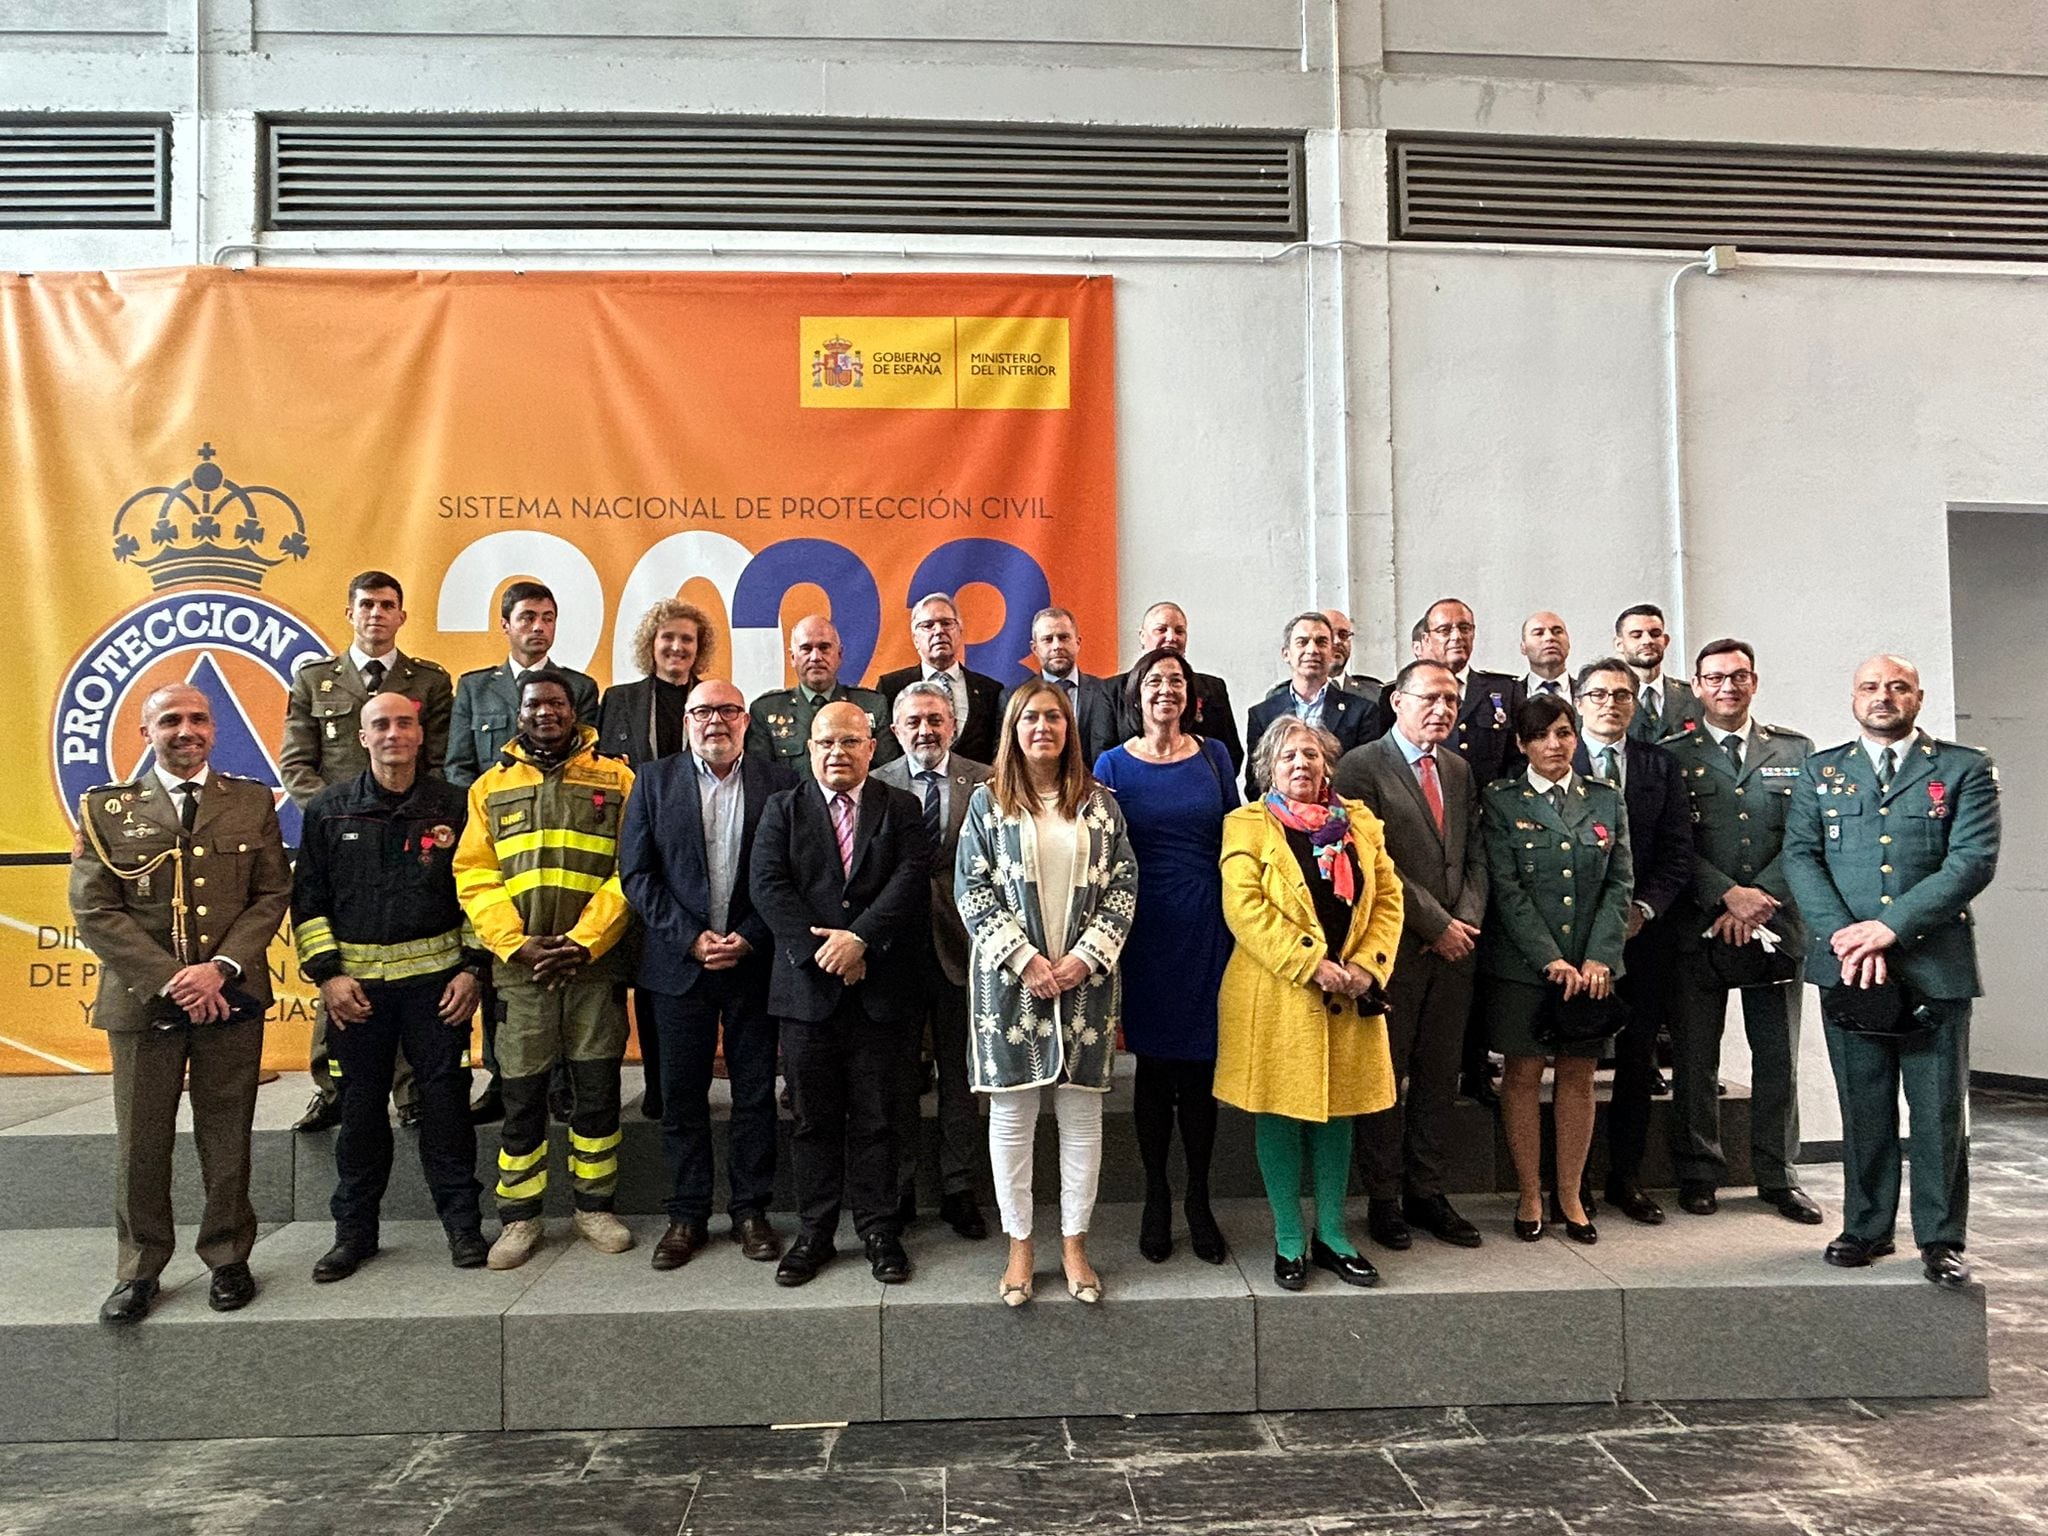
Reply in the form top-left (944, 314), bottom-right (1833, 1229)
top-left (1577, 687), bottom-right (1637, 705)
top-left (810, 735), bottom-right (869, 751)
top-left (1696, 670), bottom-right (1756, 690)
top-left (685, 703), bottom-right (745, 722)
top-left (1399, 690), bottom-right (1461, 710)
top-left (912, 617), bottom-right (960, 633)
top-left (1426, 622), bottom-right (1476, 638)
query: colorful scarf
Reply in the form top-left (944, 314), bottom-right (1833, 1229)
top-left (1263, 791), bottom-right (1357, 903)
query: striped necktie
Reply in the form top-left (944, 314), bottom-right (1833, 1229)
top-left (830, 791), bottom-right (857, 876)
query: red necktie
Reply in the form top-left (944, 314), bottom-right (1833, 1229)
top-left (1417, 751), bottom-right (1445, 835)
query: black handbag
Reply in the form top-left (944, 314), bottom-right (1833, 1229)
top-left (1820, 977), bottom-right (1935, 1037)
top-left (1533, 989), bottom-right (1628, 1048)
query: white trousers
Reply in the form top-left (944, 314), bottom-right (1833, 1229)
top-left (985, 1084), bottom-right (1104, 1240)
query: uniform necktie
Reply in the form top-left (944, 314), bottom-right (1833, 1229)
top-left (1878, 746), bottom-right (1897, 792)
top-left (1548, 784), bottom-right (1567, 814)
top-left (831, 791), bottom-right (857, 876)
top-left (1596, 744), bottom-right (1620, 787)
top-left (176, 780), bottom-right (201, 833)
top-left (1539, 679), bottom-right (1560, 697)
top-left (1416, 751), bottom-right (1445, 835)
top-left (1722, 733), bottom-right (1744, 775)
top-left (917, 769), bottom-right (943, 849)
top-left (362, 658), bottom-right (386, 693)
top-left (1643, 683), bottom-right (1661, 722)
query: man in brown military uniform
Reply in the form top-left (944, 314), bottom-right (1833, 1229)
top-left (70, 683), bottom-right (292, 1324)
top-left (281, 569), bottom-right (454, 1131)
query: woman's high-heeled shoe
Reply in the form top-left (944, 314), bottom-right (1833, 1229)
top-left (999, 1276), bottom-right (1033, 1307)
top-left (1513, 1216), bottom-right (1544, 1242)
top-left (1549, 1193), bottom-right (1598, 1245)
top-left (1066, 1273), bottom-right (1103, 1305)
top-left (1139, 1188), bottom-right (1172, 1264)
top-left (1185, 1196), bottom-right (1227, 1265)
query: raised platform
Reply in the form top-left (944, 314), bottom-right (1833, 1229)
top-left (0, 1195), bottom-right (1986, 1443)
top-left (0, 1062), bottom-right (1754, 1228)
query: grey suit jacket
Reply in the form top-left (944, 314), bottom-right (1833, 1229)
top-left (1333, 731), bottom-right (1487, 948)
top-left (873, 752), bottom-right (992, 988)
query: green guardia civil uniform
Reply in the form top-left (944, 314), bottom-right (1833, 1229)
top-left (745, 681), bottom-right (895, 778)
top-left (1477, 772), bottom-right (1635, 1059)
top-left (1783, 730), bottom-right (2000, 1250)
top-left (1661, 718), bottom-right (1813, 1194)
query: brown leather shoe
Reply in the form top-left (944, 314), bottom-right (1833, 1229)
top-left (732, 1212), bottom-right (782, 1262)
top-left (650, 1220), bottom-right (708, 1271)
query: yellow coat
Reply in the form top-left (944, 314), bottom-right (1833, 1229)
top-left (1213, 801), bottom-right (1404, 1122)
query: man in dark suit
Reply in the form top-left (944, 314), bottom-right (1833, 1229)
top-left (1615, 604), bottom-right (1704, 745)
top-left (1335, 660), bottom-right (1486, 1251)
top-left (620, 680), bottom-right (796, 1273)
top-left (877, 593), bottom-right (1004, 766)
top-left (1002, 606), bottom-right (1120, 767)
top-left (749, 701), bottom-right (932, 1287)
top-left (874, 681), bottom-right (992, 1240)
top-left (70, 684), bottom-right (293, 1324)
top-left (1324, 608), bottom-right (1386, 698)
top-left (1572, 658), bottom-right (1696, 1224)
top-left (1243, 612), bottom-right (1382, 800)
top-left (1115, 601), bottom-right (1243, 770)
top-left (445, 579), bottom-right (601, 1123)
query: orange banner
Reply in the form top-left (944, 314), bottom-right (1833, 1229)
top-left (0, 267), bottom-right (1117, 1072)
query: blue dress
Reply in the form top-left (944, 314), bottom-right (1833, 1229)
top-left (1093, 738), bottom-right (1239, 1060)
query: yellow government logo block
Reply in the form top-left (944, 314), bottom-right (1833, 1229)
top-left (800, 316), bottom-right (1069, 410)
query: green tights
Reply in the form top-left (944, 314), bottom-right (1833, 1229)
top-left (1253, 1113), bottom-right (1357, 1259)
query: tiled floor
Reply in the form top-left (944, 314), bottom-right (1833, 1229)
top-left (3, 1092), bottom-right (2045, 1536)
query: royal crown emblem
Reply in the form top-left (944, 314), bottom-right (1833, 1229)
top-left (110, 442), bottom-right (311, 591)
top-left (811, 336), bottom-right (864, 390)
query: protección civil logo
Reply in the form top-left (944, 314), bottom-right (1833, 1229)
top-left (50, 444), bottom-right (330, 844)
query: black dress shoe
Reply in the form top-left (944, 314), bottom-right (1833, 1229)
top-left (292, 1092), bottom-right (341, 1133)
top-left (1761, 1186), bottom-right (1824, 1225)
top-left (1548, 1194), bottom-right (1598, 1245)
top-left (731, 1212), bottom-right (783, 1262)
top-left (940, 1192), bottom-right (988, 1242)
top-left (1404, 1193), bottom-right (1483, 1249)
top-left (468, 1081), bottom-right (504, 1125)
top-left (394, 1100), bottom-right (421, 1131)
top-left (99, 1277), bottom-right (158, 1325)
top-left (1139, 1190), bottom-right (1172, 1263)
top-left (208, 1261), bottom-right (256, 1312)
top-left (1823, 1233), bottom-right (1896, 1268)
top-left (1460, 1072), bottom-right (1501, 1110)
top-left (650, 1220), bottom-right (709, 1271)
top-left (1604, 1183), bottom-right (1667, 1226)
top-left (1310, 1239), bottom-right (1381, 1288)
top-left (865, 1232), bottom-right (911, 1284)
top-left (1648, 1068), bottom-right (1670, 1096)
top-left (1184, 1197), bottom-right (1226, 1264)
top-left (1923, 1243), bottom-right (1971, 1287)
top-left (1677, 1182), bottom-right (1718, 1216)
top-left (1513, 1216), bottom-right (1544, 1242)
top-left (639, 1094), bottom-right (664, 1121)
top-left (312, 1237), bottom-right (377, 1283)
top-left (775, 1236), bottom-right (836, 1287)
top-left (1366, 1197), bottom-right (1412, 1252)
top-left (447, 1229), bottom-right (490, 1269)
top-left (1273, 1251), bottom-right (1308, 1291)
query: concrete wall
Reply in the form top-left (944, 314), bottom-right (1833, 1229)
top-left (3, 0), bottom-right (2043, 1083)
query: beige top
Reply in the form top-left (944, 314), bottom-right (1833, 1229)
top-left (1031, 796), bottom-right (1079, 960)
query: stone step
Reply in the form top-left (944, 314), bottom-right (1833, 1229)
top-left (0, 1192), bottom-right (1983, 1443)
top-left (0, 1061), bottom-right (1757, 1229)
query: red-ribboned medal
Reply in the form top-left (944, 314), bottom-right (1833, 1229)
top-left (1592, 821), bottom-right (1611, 847)
top-left (1927, 781), bottom-right (1947, 819)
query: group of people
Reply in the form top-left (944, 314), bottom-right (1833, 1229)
top-left (68, 573), bottom-right (2001, 1325)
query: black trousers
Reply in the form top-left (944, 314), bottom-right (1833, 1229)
top-left (329, 974), bottom-right (480, 1241)
top-left (1357, 944), bottom-right (1472, 1200)
top-left (892, 976), bottom-right (984, 1201)
top-left (651, 971), bottom-right (779, 1225)
top-left (1605, 923), bottom-right (1678, 1189)
top-left (781, 995), bottom-right (906, 1244)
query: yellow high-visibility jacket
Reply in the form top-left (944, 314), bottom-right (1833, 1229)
top-left (453, 725), bottom-right (635, 966)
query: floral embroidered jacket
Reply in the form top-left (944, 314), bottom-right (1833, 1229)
top-left (953, 782), bottom-right (1139, 1092)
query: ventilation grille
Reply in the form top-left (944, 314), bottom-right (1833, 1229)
top-left (0, 122), bottom-right (170, 228)
top-left (264, 118), bottom-right (1305, 241)
top-left (1392, 135), bottom-right (2048, 262)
